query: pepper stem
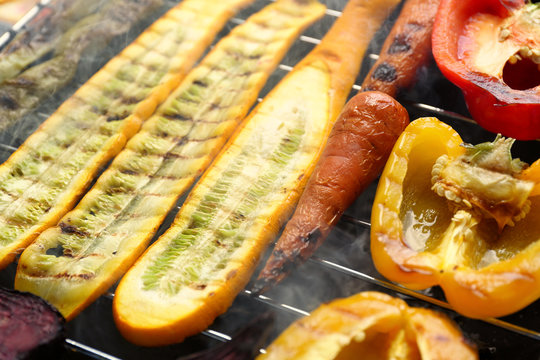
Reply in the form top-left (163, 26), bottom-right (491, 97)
top-left (431, 135), bottom-right (534, 230)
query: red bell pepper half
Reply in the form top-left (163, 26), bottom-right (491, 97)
top-left (432, 0), bottom-right (540, 140)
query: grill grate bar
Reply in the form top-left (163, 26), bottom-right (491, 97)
top-left (65, 339), bottom-right (123, 360)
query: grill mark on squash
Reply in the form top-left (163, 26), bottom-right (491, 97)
top-left (142, 123), bottom-right (305, 293)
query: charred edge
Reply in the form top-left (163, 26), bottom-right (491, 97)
top-left (121, 96), bottom-right (141, 105)
top-left (148, 173), bottom-right (185, 181)
top-left (224, 48), bottom-right (263, 61)
top-left (106, 112), bottom-right (129, 122)
top-left (210, 102), bottom-right (225, 110)
top-left (164, 112), bottom-right (191, 121)
top-left (300, 228), bottom-right (322, 245)
top-left (54, 272), bottom-right (94, 280)
top-left (164, 151), bottom-right (190, 160)
top-left (59, 222), bottom-right (89, 237)
top-left (192, 79), bottom-right (209, 88)
top-left (193, 283), bottom-right (207, 290)
top-left (7, 76), bottom-right (36, 87)
top-left (388, 33), bottom-right (411, 54)
top-left (0, 94), bottom-right (19, 110)
top-left (119, 168), bottom-right (138, 176)
top-left (371, 63), bottom-right (397, 82)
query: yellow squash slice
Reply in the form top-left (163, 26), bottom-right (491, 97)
top-left (15, 0), bottom-right (326, 321)
top-left (0, 0), bottom-right (254, 269)
top-left (258, 291), bottom-right (478, 360)
top-left (113, 0), bottom-right (400, 346)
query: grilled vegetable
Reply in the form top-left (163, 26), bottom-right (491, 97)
top-left (254, 0), bottom-right (439, 294)
top-left (113, 0), bottom-right (400, 346)
top-left (257, 291), bottom-right (478, 360)
top-left (15, 0), bottom-right (326, 321)
top-left (362, 0), bottom-right (440, 97)
top-left (253, 91), bottom-right (409, 294)
top-left (432, 0), bottom-right (540, 140)
top-left (370, 117), bottom-right (540, 318)
top-left (0, 0), bottom-right (254, 270)
top-left (0, 0), bottom-right (101, 82)
top-left (0, 0), bottom-right (165, 132)
top-left (0, 286), bottom-right (65, 360)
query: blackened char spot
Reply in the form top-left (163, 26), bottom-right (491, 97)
top-left (8, 77), bottom-right (35, 87)
top-left (388, 33), bottom-right (411, 54)
top-left (164, 112), bottom-right (191, 121)
top-left (0, 94), bottom-right (18, 110)
top-left (120, 168), bottom-right (138, 176)
top-left (45, 244), bottom-right (65, 257)
top-left (193, 79), bottom-right (208, 88)
top-left (121, 96), bottom-right (140, 105)
top-left (106, 113), bottom-right (127, 122)
top-left (59, 222), bottom-right (88, 237)
top-left (300, 228), bottom-right (322, 245)
top-left (371, 63), bottom-right (397, 82)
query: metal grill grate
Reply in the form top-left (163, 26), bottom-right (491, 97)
top-left (0, 0), bottom-right (539, 359)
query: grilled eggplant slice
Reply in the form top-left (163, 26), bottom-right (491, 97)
top-left (0, 0), bottom-right (254, 269)
top-left (113, 0), bottom-right (400, 346)
top-left (0, 287), bottom-right (65, 360)
top-left (0, 0), bottom-right (163, 131)
top-left (15, 0), bottom-right (325, 321)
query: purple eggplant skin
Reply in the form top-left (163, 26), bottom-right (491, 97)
top-left (178, 312), bottom-right (274, 360)
top-left (0, 287), bottom-right (66, 360)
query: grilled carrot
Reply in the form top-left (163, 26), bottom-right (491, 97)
top-left (0, 0), bottom-right (254, 270)
top-left (15, 0), bottom-right (326, 321)
top-left (113, 0), bottom-right (399, 346)
top-left (362, 0), bottom-right (440, 97)
top-left (253, 0), bottom-right (440, 293)
top-left (253, 91), bottom-right (409, 293)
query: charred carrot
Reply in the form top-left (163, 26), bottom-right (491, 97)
top-left (253, 0), bottom-right (440, 293)
top-left (253, 91), bottom-right (409, 293)
top-left (362, 0), bottom-right (440, 97)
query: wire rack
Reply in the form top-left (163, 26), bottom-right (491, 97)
top-left (0, 0), bottom-right (539, 359)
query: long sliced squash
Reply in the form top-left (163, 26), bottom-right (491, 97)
top-left (15, 0), bottom-right (326, 321)
top-left (113, 0), bottom-right (400, 346)
top-left (0, 0), bottom-right (254, 269)
top-left (0, 0), bottom-right (163, 131)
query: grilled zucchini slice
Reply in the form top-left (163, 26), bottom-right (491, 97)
top-left (0, 0), bottom-right (254, 269)
top-left (113, 0), bottom-right (400, 346)
top-left (15, 0), bottom-right (326, 321)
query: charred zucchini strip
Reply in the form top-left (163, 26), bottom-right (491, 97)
top-left (113, 0), bottom-right (400, 346)
top-left (0, 0), bottom-right (102, 83)
top-left (15, 0), bottom-right (326, 321)
top-left (0, 0), bottom-right (163, 131)
top-left (0, 0), bottom-right (255, 269)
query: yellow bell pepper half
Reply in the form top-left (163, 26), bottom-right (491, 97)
top-left (371, 117), bottom-right (540, 319)
top-left (258, 291), bottom-right (478, 360)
